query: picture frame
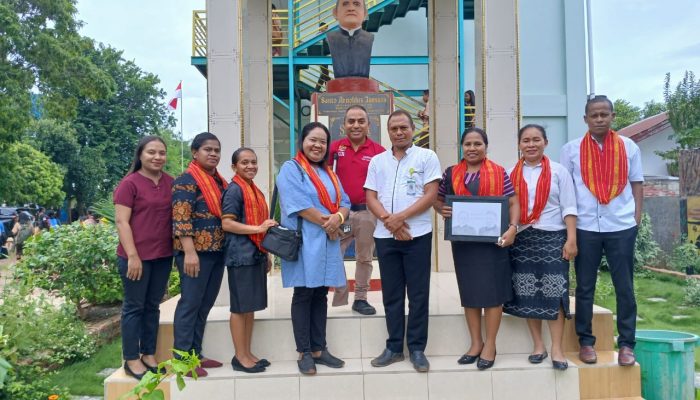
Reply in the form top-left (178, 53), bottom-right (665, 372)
top-left (444, 195), bottom-right (509, 243)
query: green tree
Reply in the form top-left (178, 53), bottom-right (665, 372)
top-left (0, 142), bottom-right (64, 206)
top-left (612, 99), bottom-right (642, 131)
top-left (641, 100), bottom-right (667, 118)
top-left (160, 129), bottom-right (188, 177)
top-left (657, 71), bottom-right (700, 175)
top-left (0, 0), bottom-right (113, 145)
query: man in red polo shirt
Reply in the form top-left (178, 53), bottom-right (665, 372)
top-left (330, 105), bottom-right (386, 315)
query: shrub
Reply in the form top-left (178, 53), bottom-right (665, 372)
top-left (17, 222), bottom-right (122, 311)
top-left (684, 278), bottom-right (700, 306)
top-left (600, 213), bottom-right (662, 271)
top-left (669, 237), bottom-right (700, 274)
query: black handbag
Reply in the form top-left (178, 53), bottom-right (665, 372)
top-left (261, 162), bottom-right (303, 261)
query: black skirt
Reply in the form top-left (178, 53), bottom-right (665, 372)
top-left (503, 228), bottom-right (571, 320)
top-left (227, 261), bottom-right (268, 313)
top-left (452, 241), bottom-right (513, 307)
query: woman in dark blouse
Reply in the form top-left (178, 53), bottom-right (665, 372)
top-left (172, 132), bottom-right (228, 378)
top-left (434, 127), bottom-right (519, 370)
top-left (114, 136), bottom-right (174, 380)
top-left (221, 147), bottom-right (277, 373)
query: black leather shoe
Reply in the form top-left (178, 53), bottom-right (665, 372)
top-left (124, 361), bottom-right (146, 380)
top-left (256, 358), bottom-right (271, 368)
top-left (371, 348), bottom-right (405, 367)
top-left (457, 352), bottom-right (481, 365)
top-left (352, 300), bottom-right (377, 315)
top-left (313, 349), bottom-right (345, 368)
top-left (231, 357), bottom-right (265, 373)
top-left (477, 350), bottom-right (496, 370)
top-left (297, 352), bottom-right (316, 375)
top-left (141, 356), bottom-right (164, 374)
top-left (552, 360), bottom-right (569, 370)
top-left (528, 351), bottom-right (548, 364)
top-left (409, 351), bottom-right (430, 372)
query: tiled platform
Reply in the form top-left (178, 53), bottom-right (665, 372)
top-left (105, 271), bottom-right (640, 399)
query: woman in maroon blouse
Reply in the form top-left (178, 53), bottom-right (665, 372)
top-left (114, 136), bottom-right (174, 380)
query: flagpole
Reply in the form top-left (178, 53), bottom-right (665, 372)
top-left (180, 81), bottom-right (184, 172)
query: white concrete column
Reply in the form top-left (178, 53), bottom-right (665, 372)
top-left (475, 0), bottom-right (520, 167)
top-left (564, 0), bottom-right (588, 140)
top-left (242, 0), bottom-right (273, 196)
top-left (207, 0), bottom-right (243, 181)
top-left (430, 0), bottom-right (461, 272)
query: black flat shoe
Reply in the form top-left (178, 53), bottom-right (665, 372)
top-left (552, 360), bottom-right (569, 370)
top-left (457, 353), bottom-right (481, 365)
top-left (124, 361), bottom-right (146, 380)
top-left (313, 350), bottom-right (345, 368)
top-left (477, 350), bottom-right (496, 370)
top-left (256, 358), bottom-right (271, 368)
top-left (297, 352), bottom-right (316, 375)
top-left (141, 356), bottom-right (164, 374)
top-left (528, 351), bottom-right (548, 364)
top-left (231, 356), bottom-right (266, 373)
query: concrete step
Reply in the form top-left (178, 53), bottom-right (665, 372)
top-left (568, 351), bottom-right (642, 399)
top-left (106, 354), bottom-right (581, 400)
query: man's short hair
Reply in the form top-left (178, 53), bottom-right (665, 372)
top-left (585, 95), bottom-right (614, 114)
top-left (423, 89), bottom-right (429, 95)
top-left (343, 105), bottom-right (369, 122)
top-left (387, 110), bottom-right (415, 129)
top-left (335, 0), bottom-right (368, 13)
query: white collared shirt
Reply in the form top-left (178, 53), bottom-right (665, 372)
top-left (560, 135), bottom-right (643, 233)
top-left (364, 145), bottom-right (442, 238)
top-left (340, 26), bottom-right (361, 37)
top-left (508, 160), bottom-right (577, 231)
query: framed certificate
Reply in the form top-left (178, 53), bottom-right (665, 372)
top-left (444, 195), bottom-right (509, 243)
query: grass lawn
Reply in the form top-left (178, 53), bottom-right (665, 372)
top-left (49, 336), bottom-right (122, 396)
top-left (593, 270), bottom-right (700, 370)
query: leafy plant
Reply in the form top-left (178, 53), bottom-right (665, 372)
top-left (684, 278), bottom-right (700, 306)
top-left (121, 350), bottom-right (200, 400)
top-left (167, 266), bottom-right (181, 297)
top-left (89, 195), bottom-right (116, 224)
top-left (599, 213), bottom-right (661, 271)
top-left (669, 236), bottom-right (700, 274)
top-left (16, 222), bottom-right (122, 312)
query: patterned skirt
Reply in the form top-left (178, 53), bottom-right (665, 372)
top-left (503, 228), bottom-right (571, 320)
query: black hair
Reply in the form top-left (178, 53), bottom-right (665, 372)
top-left (517, 124), bottom-right (548, 142)
top-left (191, 132), bottom-right (220, 152)
top-left (423, 89), bottom-right (429, 95)
top-left (343, 105), bottom-right (369, 122)
top-left (460, 127), bottom-right (488, 146)
top-left (585, 95), bottom-right (614, 114)
top-left (464, 90), bottom-right (475, 107)
top-left (128, 135), bottom-right (167, 174)
top-left (231, 147), bottom-right (256, 165)
top-left (387, 110), bottom-right (415, 129)
top-left (298, 122), bottom-right (331, 167)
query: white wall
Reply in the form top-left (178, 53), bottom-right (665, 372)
top-left (638, 127), bottom-right (675, 176)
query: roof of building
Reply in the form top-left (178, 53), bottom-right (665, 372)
top-left (618, 112), bottom-right (671, 143)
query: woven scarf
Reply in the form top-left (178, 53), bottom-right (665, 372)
top-left (232, 175), bottom-right (269, 252)
top-left (510, 156), bottom-right (552, 225)
top-left (451, 158), bottom-right (505, 196)
top-left (294, 151), bottom-right (342, 213)
top-left (187, 160), bottom-right (228, 218)
top-left (580, 130), bottom-right (628, 205)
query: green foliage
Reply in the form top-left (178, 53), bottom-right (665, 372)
top-left (160, 129), bottom-right (188, 177)
top-left (121, 350), bottom-right (200, 400)
top-left (669, 236), bottom-right (700, 274)
top-left (89, 195), bottom-right (116, 224)
top-left (0, 283), bottom-right (95, 400)
top-left (0, 142), bottom-right (65, 206)
top-left (656, 71), bottom-right (700, 175)
top-left (167, 267), bottom-right (181, 297)
top-left (612, 99), bottom-right (642, 131)
top-left (17, 222), bottom-right (122, 310)
top-left (641, 100), bottom-right (667, 118)
top-left (600, 213), bottom-right (661, 271)
top-left (684, 278), bottom-right (700, 306)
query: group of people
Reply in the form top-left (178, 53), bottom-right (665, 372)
top-left (114, 94), bottom-right (642, 380)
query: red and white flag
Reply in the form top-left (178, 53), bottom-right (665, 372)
top-left (168, 81), bottom-right (182, 110)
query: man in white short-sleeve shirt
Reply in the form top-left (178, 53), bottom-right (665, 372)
top-left (364, 110), bottom-right (442, 373)
top-left (560, 95), bottom-right (644, 367)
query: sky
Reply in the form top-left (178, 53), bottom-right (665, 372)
top-left (75, 0), bottom-right (700, 140)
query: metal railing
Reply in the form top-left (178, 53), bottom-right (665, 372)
top-left (192, 10), bottom-right (206, 57)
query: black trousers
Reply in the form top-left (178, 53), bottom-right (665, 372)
top-left (173, 251), bottom-right (225, 357)
top-left (291, 286), bottom-right (329, 353)
top-left (375, 232), bottom-right (432, 353)
top-left (118, 256), bottom-right (172, 360)
top-left (575, 227), bottom-right (638, 348)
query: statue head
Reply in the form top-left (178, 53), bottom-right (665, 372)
top-left (333, 0), bottom-right (367, 31)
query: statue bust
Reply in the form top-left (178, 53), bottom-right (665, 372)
top-left (326, 0), bottom-right (374, 78)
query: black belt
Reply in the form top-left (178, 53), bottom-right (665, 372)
top-left (350, 204), bottom-right (367, 212)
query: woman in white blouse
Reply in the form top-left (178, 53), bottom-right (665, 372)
top-left (503, 124), bottom-right (578, 370)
